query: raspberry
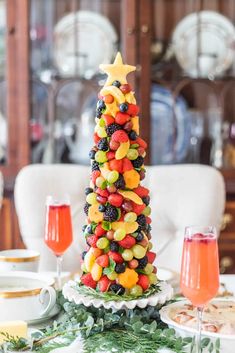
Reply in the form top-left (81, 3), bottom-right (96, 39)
top-left (97, 138), bottom-right (109, 151)
top-left (106, 123), bottom-right (122, 137)
top-left (111, 130), bottom-right (129, 143)
top-left (104, 205), bottom-right (119, 222)
top-left (132, 156), bottom-right (144, 168)
top-left (92, 161), bottom-right (100, 171)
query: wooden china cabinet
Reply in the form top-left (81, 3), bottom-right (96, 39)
top-left (1, 0), bottom-right (235, 273)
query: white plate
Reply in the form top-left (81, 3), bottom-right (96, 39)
top-left (27, 304), bottom-right (61, 326)
top-left (172, 11), bottom-right (235, 77)
top-left (54, 10), bottom-right (118, 78)
top-left (63, 280), bottom-right (173, 310)
top-left (219, 274), bottom-right (235, 297)
top-left (160, 299), bottom-right (235, 353)
top-left (157, 267), bottom-right (180, 288)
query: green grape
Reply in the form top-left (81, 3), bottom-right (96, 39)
top-left (98, 118), bottom-right (105, 127)
top-left (81, 263), bottom-right (87, 273)
top-left (124, 212), bottom-right (137, 222)
top-left (86, 192), bottom-right (98, 205)
top-left (107, 271), bottom-right (118, 280)
top-left (122, 249), bottom-right (133, 261)
top-left (107, 170), bottom-right (119, 183)
top-left (130, 285), bottom-right (143, 297)
top-left (127, 148), bottom-right (138, 160)
top-left (114, 228), bottom-right (126, 241)
top-left (96, 176), bottom-right (106, 188)
top-left (148, 273), bottom-right (157, 285)
top-left (95, 151), bottom-right (108, 163)
top-left (96, 237), bottom-right (109, 249)
top-left (144, 263), bottom-right (154, 275)
top-left (148, 241), bottom-right (153, 250)
top-left (132, 244), bottom-right (147, 259)
top-left (97, 126), bottom-right (107, 138)
top-left (142, 206), bottom-right (151, 216)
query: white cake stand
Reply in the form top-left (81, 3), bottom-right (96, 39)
top-left (62, 280), bottom-right (173, 310)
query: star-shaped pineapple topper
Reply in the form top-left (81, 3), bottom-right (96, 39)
top-left (100, 52), bottom-right (136, 86)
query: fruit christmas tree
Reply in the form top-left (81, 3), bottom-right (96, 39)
top-left (80, 53), bottom-right (157, 297)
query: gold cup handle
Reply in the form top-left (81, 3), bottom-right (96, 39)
top-left (220, 256), bottom-right (234, 274)
top-left (221, 213), bottom-right (234, 231)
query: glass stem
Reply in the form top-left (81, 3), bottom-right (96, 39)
top-left (56, 255), bottom-right (63, 290)
top-left (196, 306), bottom-right (203, 353)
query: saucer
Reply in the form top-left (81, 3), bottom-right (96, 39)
top-left (27, 304), bottom-right (61, 325)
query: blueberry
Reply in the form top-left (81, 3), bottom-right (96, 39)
top-left (115, 263), bottom-right (126, 273)
top-left (98, 204), bottom-right (106, 212)
top-left (97, 99), bottom-right (106, 110)
top-left (142, 196), bottom-right (150, 206)
top-left (81, 251), bottom-right (87, 260)
top-left (85, 187), bottom-right (93, 195)
top-left (110, 283), bottom-right (125, 295)
top-left (86, 225), bottom-right (93, 234)
top-left (129, 130), bottom-right (138, 140)
top-left (119, 103), bottom-right (129, 113)
top-left (89, 149), bottom-right (96, 159)
top-left (136, 232), bottom-right (144, 242)
top-left (137, 255), bottom-right (148, 269)
top-left (110, 242), bottom-right (119, 252)
top-left (82, 224), bottom-right (87, 232)
top-left (112, 80), bottom-right (121, 88)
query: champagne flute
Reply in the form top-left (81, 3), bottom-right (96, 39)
top-left (180, 226), bottom-right (219, 353)
top-left (44, 196), bottom-right (73, 289)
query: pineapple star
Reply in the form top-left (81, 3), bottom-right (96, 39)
top-left (100, 52), bottom-right (136, 87)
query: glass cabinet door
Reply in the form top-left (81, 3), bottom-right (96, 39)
top-left (0, 0), bottom-right (7, 165)
top-left (29, 0), bottom-right (125, 165)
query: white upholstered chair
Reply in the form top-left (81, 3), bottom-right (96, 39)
top-left (14, 164), bottom-right (225, 273)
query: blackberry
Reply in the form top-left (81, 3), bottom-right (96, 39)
top-left (91, 161), bottom-right (100, 171)
top-left (97, 99), bottom-right (106, 110)
top-left (136, 232), bottom-right (144, 242)
top-left (137, 214), bottom-right (147, 226)
top-left (89, 149), bottom-right (96, 159)
top-left (84, 203), bottom-right (89, 216)
top-left (106, 123), bottom-right (122, 137)
top-left (142, 196), bottom-right (150, 206)
top-left (104, 205), bottom-right (119, 222)
top-left (119, 103), bottom-right (128, 113)
top-left (85, 187), bottom-right (93, 195)
top-left (97, 138), bottom-right (109, 151)
top-left (110, 283), bottom-right (125, 295)
top-left (137, 255), bottom-right (148, 269)
top-left (132, 156), bottom-right (144, 168)
top-left (114, 175), bottom-right (125, 189)
top-left (129, 130), bottom-right (138, 140)
top-left (115, 263), bottom-right (126, 274)
top-left (98, 204), bottom-right (106, 212)
top-left (112, 80), bottom-right (121, 88)
top-left (81, 251), bottom-right (87, 260)
top-left (110, 241), bottom-right (119, 252)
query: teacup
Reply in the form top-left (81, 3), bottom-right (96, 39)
top-left (0, 249), bottom-right (40, 272)
top-left (0, 272), bottom-right (57, 321)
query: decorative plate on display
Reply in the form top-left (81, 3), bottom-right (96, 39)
top-left (63, 280), bottom-right (173, 310)
top-left (172, 11), bottom-right (235, 78)
top-left (53, 10), bottom-right (118, 78)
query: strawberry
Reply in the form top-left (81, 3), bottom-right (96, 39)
top-left (115, 112), bottom-right (130, 125)
top-left (81, 273), bottom-right (97, 289)
top-left (94, 132), bottom-right (101, 144)
top-left (91, 170), bottom-right (101, 184)
top-left (96, 254), bottom-right (109, 267)
top-left (111, 130), bottom-right (129, 143)
top-left (118, 235), bottom-right (136, 249)
top-left (108, 194), bottom-right (123, 207)
top-left (107, 151), bottom-right (115, 160)
top-left (127, 104), bottom-right (139, 116)
top-left (102, 114), bottom-right (115, 126)
top-left (87, 235), bottom-right (99, 247)
top-left (95, 224), bottom-right (106, 237)
top-left (108, 251), bottom-right (123, 264)
top-left (123, 158), bottom-right (133, 172)
top-left (97, 275), bottom-right (111, 292)
top-left (146, 251), bottom-right (156, 264)
top-left (109, 159), bottom-right (123, 173)
top-left (133, 186), bottom-right (149, 197)
top-left (135, 137), bottom-right (147, 149)
top-left (131, 202), bottom-right (146, 215)
top-left (137, 274), bottom-right (150, 291)
top-left (96, 188), bottom-right (109, 198)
